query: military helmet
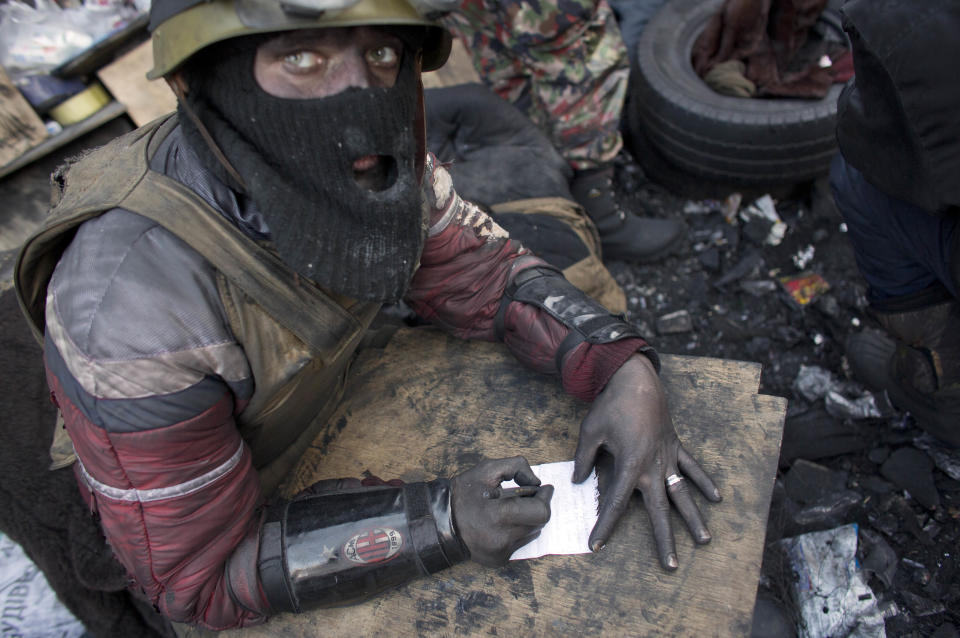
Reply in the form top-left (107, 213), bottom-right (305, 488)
top-left (148, 0), bottom-right (452, 79)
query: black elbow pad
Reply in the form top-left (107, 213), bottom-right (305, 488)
top-left (258, 479), bottom-right (466, 613)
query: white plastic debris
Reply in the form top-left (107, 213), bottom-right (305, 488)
top-left (780, 524), bottom-right (889, 638)
top-left (794, 365), bottom-right (885, 419)
top-left (825, 390), bottom-right (883, 420)
top-left (682, 200), bottom-right (717, 215)
top-left (722, 192), bottom-right (742, 223)
top-left (740, 194), bottom-right (787, 245)
top-left (1, 533), bottom-right (86, 638)
top-left (793, 245), bottom-right (815, 270)
top-left (794, 364), bottom-right (836, 402)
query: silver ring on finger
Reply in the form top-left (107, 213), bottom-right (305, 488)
top-left (665, 473), bottom-right (684, 488)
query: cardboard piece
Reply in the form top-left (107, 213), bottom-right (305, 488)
top-left (97, 40), bottom-right (177, 127)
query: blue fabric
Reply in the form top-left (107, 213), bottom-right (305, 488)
top-left (830, 153), bottom-right (958, 302)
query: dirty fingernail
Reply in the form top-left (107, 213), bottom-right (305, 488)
top-left (698, 531), bottom-right (712, 544)
top-left (591, 540), bottom-right (605, 552)
top-left (666, 553), bottom-right (678, 569)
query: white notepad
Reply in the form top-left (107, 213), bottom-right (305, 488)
top-left (501, 460), bottom-right (599, 560)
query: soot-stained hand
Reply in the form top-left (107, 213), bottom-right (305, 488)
top-left (451, 456), bottom-right (554, 567)
top-left (573, 354), bottom-right (722, 570)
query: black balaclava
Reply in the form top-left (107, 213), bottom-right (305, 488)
top-left (179, 34), bottom-right (425, 302)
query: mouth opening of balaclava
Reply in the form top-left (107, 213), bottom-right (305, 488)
top-left (178, 30), bottom-right (426, 303)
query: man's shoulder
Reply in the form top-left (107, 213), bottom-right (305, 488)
top-left (48, 207), bottom-right (232, 362)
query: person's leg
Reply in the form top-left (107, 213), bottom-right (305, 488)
top-left (832, 153), bottom-right (960, 446)
top-left (441, 0), bottom-right (683, 263)
top-left (442, 0), bottom-right (625, 169)
top-left (830, 154), bottom-right (958, 301)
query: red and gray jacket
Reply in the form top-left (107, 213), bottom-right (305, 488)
top-left (16, 118), bottom-right (652, 630)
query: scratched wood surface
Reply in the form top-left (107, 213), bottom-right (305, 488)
top-left (190, 327), bottom-right (785, 638)
top-left (0, 65), bottom-right (48, 168)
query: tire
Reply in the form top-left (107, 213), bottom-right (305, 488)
top-left (624, 0), bottom-right (847, 188)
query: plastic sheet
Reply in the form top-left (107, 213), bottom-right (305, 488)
top-left (780, 524), bottom-right (889, 638)
top-left (913, 433), bottom-right (960, 481)
top-left (793, 365), bottom-right (885, 419)
top-left (793, 364), bottom-right (836, 402)
top-left (740, 194), bottom-right (787, 245)
top-left (0, 533), bottom-right (86, 638)
top-left (824, 390), bottom-right (883, 420)
top-left (0, 0), bottom-right (139, 77)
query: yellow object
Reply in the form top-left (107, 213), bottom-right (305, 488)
top-left (49, 83), bottom-right (111, 126)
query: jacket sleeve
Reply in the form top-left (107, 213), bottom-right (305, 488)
top-left (41, 212), bottom-right (270, 630)
top-left (44, 336), bottom-right (270, 630)
top-left (405, 156), bottom-right (653, 401)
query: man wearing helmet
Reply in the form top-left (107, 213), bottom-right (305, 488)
top-left (14, 0), bottom-right (720, 631)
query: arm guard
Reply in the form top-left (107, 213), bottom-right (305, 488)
top-left (494, 265), bottom-right (643, 374)
top-left (258, 480), bottom-right (467, 612)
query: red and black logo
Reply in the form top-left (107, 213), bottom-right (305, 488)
top-left (343, 527), bottom-right (403, 564)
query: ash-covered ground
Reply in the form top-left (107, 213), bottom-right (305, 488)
top-left (608, 152), bottom-right (960, 637)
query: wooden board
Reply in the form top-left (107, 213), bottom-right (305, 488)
top-left (0, 66), bottom-right (48, 168)
top-left (184, 327), bottom-right (786, 638)
top-left (97, 40), bottom-right (177, 127)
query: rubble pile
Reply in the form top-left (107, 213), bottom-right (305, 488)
top-left (611, 155), bottom-right (960, 637)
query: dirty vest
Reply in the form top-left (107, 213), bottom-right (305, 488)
top-left (14, 115), bottom-right (382, 495)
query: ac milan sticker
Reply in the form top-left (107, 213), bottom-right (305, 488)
top-left (343, 528), bottom-right (403, 564)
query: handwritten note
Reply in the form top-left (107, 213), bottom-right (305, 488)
top-left (502, 460), bottom-right (599, 560)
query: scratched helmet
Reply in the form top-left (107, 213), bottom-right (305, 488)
top-left (147, 0), bottom-right (452, 79)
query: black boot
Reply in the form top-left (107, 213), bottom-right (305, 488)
top-left (569, 166), bottom-right (683, 263)
top-left (845, 284), bottom-right (960, 447)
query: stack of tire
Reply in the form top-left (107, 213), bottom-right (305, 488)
top-left (624, 0), bottom-right (848, 193)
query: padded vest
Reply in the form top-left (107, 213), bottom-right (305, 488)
top-left (14, 115), bottom-right (380, 495)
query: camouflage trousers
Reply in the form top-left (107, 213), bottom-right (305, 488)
top-left (441, 0), bottom-right (629, 171)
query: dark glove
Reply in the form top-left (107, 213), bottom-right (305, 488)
top-left (451, 456), bottom-right (554, 567)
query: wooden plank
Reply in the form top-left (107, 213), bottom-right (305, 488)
top-left (0, 101), bottom-right (126, 181)
top-left (184, 327), bottom-right (786, 638)
top-left (97, 40), bottom-right (177, 127)
top-left (0, 66), bottom-right (48, 168)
